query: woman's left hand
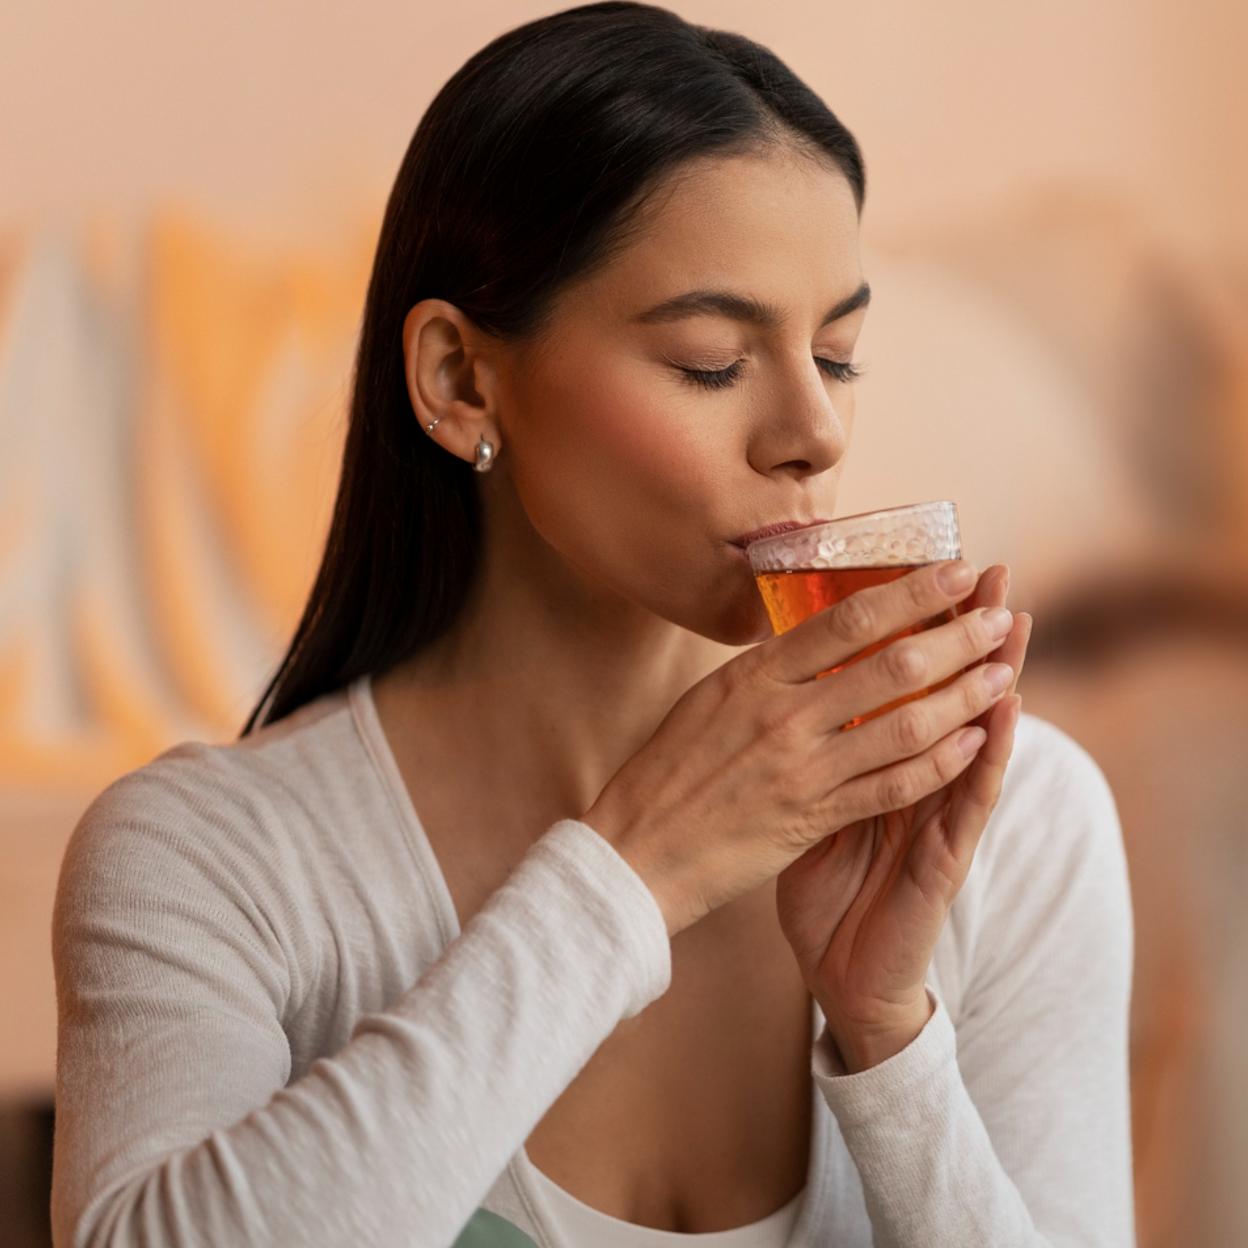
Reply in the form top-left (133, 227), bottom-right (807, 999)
top-left (774, 564), bottom-right (1032, 1072)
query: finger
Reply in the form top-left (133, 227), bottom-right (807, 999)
top-left (824, 717), bottom-right (987, 828)
top-left (961, 565), bottom-right (1011, 693)
top-left (989, 563), bottom-right (1009, 608)
top-left (992, 611), bottom-right (1030, 691)
top-left (945, 694), bottom-right (1021, 861)
top-left (974, 565), bottom-right (1013, 657)
top-left (816, 600), bottom-right (1014, 736)
top-left (822, 654), bottom-right (1013, 792)
top-left (754, 557), bottom-right (980, 688)
top-left (968, 611), bottom-right (1030, 729)
top-left (1010, 613), bottom-right (1033, 691)
top-left (958, 563), bottom-right (1006, 619)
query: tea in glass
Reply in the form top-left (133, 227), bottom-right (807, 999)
top-left (746, 501), bottom-right (968, 730)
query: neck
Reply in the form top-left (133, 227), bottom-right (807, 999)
top-left (387, 568), bottom-right (742, 827)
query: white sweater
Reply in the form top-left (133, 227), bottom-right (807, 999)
top-left (51, 673), bottom-right (1136, 1248)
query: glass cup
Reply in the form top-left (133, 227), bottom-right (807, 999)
top-left (746, 500), bottom-right (968, 730)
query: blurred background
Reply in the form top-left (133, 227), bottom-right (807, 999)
top-left (1, 1), bottom-right (1245, 1244)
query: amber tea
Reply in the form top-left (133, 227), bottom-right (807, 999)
top-left (746, 502), bottom-right (966, 731)
top-left (754, 564), bottom-right (965, 729)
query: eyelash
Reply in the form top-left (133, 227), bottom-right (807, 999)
top-left (678, 358), bottom-right (865, 390)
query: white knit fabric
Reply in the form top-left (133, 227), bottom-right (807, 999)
top-left (51, 673), bottom-right (1136, 1247)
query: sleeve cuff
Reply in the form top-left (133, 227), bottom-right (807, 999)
top-left (539, 818), bottom-right (673, 1018)
top-left (811, 985), bottom-right (958, 1128)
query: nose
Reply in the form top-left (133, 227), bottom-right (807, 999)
top-left (751, 368), bottom-right (851, 478)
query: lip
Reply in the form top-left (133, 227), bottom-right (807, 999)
top-left (730, 518), bottom-right (832, 549)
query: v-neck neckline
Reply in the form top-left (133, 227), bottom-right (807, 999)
top-left (349, 670), bottom-right (829, 1247)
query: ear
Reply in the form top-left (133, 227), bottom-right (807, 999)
top-left (402, 299), bottom-right (502, 466)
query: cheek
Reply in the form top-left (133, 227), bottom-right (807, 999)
top-left (596, 394), bottom-right (712, 496)
top-left (504, 340), bottom-right (780, 642)
top-left (512, 357), bottom-right (764, 620)
top-left (529, 354), bottom-right (727, 527)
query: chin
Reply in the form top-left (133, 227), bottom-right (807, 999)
top-left (696, 599), bottom-right (776, 648)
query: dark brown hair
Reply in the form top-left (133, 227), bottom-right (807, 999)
top-left (240, 0), bottom-right (866, 735)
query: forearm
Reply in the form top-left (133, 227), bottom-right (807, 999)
top-left (811, 989), bottom-right (1051, 1246)
top-left (54, 818), bottom-right (674, 1248)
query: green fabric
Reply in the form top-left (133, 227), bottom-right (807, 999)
top-left (451, 1207), bottom-right (541, 1248)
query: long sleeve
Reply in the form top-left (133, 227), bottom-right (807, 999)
top-left (809, 726), bottom-right (1136, 1246)
top-left (50, 780), bottom-right (672, 1248)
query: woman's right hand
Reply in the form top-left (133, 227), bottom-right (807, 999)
top-left (581, 559), bottom-right (1015, 938)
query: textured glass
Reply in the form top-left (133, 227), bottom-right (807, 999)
top-left (746, 500), bottom-right (961, 573)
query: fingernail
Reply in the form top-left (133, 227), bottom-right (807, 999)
top-left (957, 726), bottom-right (988, 757)
top-left (982, 607), bottom-right (1013, 638)
top-left (982, 662), bottom-right (1014, 695)
top-left (937, 560), bottom-right (976, 593)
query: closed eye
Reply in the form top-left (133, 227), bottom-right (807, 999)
top-left (677, 358), bottom-right (865, 391)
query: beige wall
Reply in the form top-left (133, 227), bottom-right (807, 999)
top-left (0, 1), bottom-right (1243, 252)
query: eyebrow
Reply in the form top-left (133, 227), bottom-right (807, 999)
top-left (632, 279), bottom-right (871, 329)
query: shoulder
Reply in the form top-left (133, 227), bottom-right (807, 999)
top-left (1001, 709), bottom-right (1117, 816)
top-left (955, 710), bottom-right (1132, 995)
top-left (975, 709), bottom-right (1124, 883)
top-left (55, 687), bottom-right (362, 953)
top-left (66, 688), bottom-right (346, 854)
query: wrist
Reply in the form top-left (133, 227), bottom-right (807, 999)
top-left (581, 805), bottom-right (704, 939)
top-left (821, 992), bottom-right (934, 1074)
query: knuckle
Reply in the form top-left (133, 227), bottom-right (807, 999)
top-left (978, 608), bottom-right (1000, 645)
top-left (830, 592), bottom-right (874, 644)
top-left (941, 740), bottom-right (970, 781)
top-left (893, 702), bottom-right (930, 753)
top-left (931, 747), bottom-right (957, 789)
top-left (723, 648), bottom-right (778, 700)
top-left (960, 611), bottom-right (985, 652)
top-left (718, 654), bottom-right (753, 698)
top-left (823, 788), bottom-right (857, 829)
top-left (906, 566), bottom-right (933, 612)
top-left (791, 806), bottom-right (828, 849)
top-left (883, 639), bottom-right (925, 687)
top-left (964, 673), bottom-right (986, 717)
top-left (963, 683), bottom-right (983, 723)
top-left (880, 769), bottom-right (914, 810)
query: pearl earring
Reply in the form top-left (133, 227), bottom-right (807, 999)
top-left (422, 417), bottom-right (497, 473)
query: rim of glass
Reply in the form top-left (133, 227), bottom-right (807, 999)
top-left (745, 499), bottom-right (960, 570)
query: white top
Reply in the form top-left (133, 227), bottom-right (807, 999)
top-left (50, 672), bottom-right (1137, 1248)
top-left (528, 1165), bottom-right (804, 1247)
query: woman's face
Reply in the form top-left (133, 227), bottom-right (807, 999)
top-left (494, 146), bottom-right (868, 646)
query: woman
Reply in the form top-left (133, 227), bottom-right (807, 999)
top-left (50, 4), bottom-right (1135, 1246)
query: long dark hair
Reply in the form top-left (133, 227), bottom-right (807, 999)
top-left (240, 0), bottom-right (866, 735)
